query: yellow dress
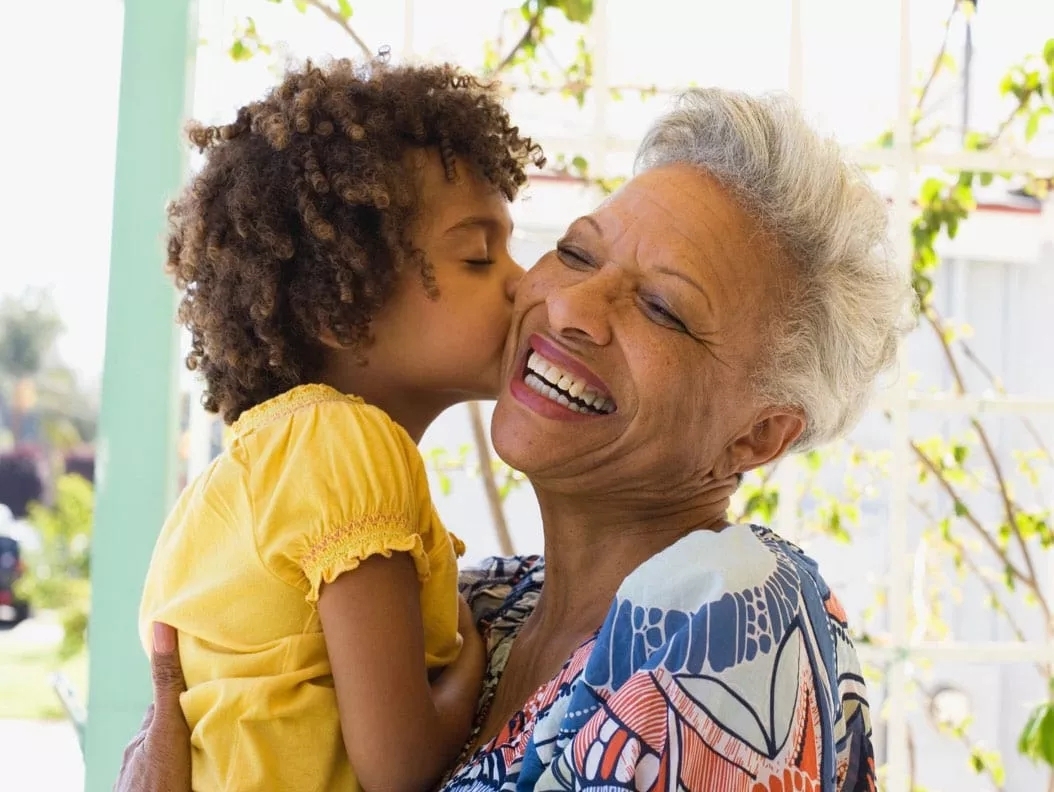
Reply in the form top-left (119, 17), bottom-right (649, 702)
top-left (139, 384), bottom-right (465, 792)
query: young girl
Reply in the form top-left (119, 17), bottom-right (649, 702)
top-left (139, 57), bottom-right (544, 792)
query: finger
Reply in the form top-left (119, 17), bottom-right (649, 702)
top-left (150, 623), bottom-right (187, 711)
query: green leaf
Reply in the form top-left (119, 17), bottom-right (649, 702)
top-left (1018, 703), bottom-right (1054, 767)
top-left (571, 155), bottom-right (589, 173)
top-left (229, 39), bottom-right (252, 61)
top-left (293, 0), bottom-right (308, 12)
top-left (804, 450), bottom-right (823, 472)
top-left (953, 500), bottom-right (969, 518)
top-left (979, 171), bottom-right (994, 186)
top-left (963, 130), bottom-right (988, 151)
top-left (920, 177), bottom-right (945, 205)
top-left (337, 0), bottom-right (353, 18)
top-left (1026, 106), bottom-right (1052, 142)
top-left (1044, 38), bottom-right (1054, 67)
top-left (559, 0), bottom-right (594, 24)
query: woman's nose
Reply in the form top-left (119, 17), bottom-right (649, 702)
top-left (544, 272), bottom-right (615, 346)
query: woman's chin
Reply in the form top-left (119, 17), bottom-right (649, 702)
top-left (490, 397), bottom-right (542, 474)
top-left (490, 391), bottom-right (592, 479)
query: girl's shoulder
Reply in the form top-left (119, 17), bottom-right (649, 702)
top-left (230, 384), bottom-right (369, 440)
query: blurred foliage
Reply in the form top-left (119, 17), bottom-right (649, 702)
top-left (0, 290), bottom-right (62, 381)
top-left (0, 289), bottom-right (98, 450)
top-left (16, 473), bottom-right (93, 659)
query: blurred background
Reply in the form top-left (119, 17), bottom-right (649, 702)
top-left (0, 1), bottom-right (1052, 790)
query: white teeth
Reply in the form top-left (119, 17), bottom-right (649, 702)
top-left (523, 372), bottom-right (612, 415)
top-left (523, 348), bottom-right (615, 414)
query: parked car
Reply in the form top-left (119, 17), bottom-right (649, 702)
top-left (0, 534), bottom-right (29, 626)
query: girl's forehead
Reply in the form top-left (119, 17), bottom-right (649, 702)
top-left (414, 155), bottom-right (512, 237)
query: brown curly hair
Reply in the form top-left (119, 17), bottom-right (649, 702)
top-left (166, 56), bottom-right (544, 424)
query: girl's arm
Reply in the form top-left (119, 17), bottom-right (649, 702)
top-left (318, 552), bottom-right (485, 792)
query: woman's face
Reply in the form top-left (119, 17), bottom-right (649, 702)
top-left (491, 163), bottom-right (804, 498)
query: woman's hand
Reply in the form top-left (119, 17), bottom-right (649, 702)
top-left (114, 623), bottom-right (192, 792)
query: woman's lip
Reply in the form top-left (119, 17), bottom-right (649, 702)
top-left (526, 334), bottom-right (612, 397)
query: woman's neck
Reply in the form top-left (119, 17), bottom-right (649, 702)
top-left (525, 480), bottom-right (736, 641)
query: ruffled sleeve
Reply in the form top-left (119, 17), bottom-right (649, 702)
top-left (249, 398), bottom-right (432, 605)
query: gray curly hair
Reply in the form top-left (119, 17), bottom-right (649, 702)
top-left (635, 88), bottom-right (916, 452)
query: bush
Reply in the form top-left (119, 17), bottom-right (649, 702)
top-left (15, 473), bottom-right (92, 659)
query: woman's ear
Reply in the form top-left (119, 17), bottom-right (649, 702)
top-left (721, 408), bottom-right (805, 476)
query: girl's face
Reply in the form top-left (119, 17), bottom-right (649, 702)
top-left (348, 150), bottom-right (523, 416)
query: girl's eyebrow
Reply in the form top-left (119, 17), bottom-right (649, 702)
top-left (443, 215), bottom-right (513, 236)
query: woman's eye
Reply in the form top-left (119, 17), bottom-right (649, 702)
top-left (556, 245), bottom-right (593, 269)
top-left (465, 258), bottom-right (494, 268)
top-left (643, 298), bottom-right (688, 333)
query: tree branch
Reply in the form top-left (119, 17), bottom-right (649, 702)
top-left (922, 307), bottom-right (1043, 609)
top-left (494, 9), bottom-right (543, 74)
top-left (958, 342), bottom-right (1053, 464)
top-left (467, 402), bottom-right (515, 556)
top-left (303, 0), bottom-right (372, 58)
top-left (912, 498), bottom-right (1039, 671)
top-left (910, 438), bottom-right (1032, 588)
top-left (915, 0), bottom-right (962, 118)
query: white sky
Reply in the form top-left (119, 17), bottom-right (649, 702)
top-left (1, 0), bottom-right (1052, 386)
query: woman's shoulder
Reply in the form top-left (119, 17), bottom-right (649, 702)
top-left (597, 523), bottom-right (854, 686)
top-left (617, 523), bottom-right (832, 609)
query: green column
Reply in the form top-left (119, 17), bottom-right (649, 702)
top-left (84, 1), bottom-right (198, 789)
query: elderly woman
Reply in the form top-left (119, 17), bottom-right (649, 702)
top-left (119, 87), bottom-right (909, 791)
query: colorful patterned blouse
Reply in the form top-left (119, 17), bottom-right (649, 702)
top-left (447, 524), bottom-right (875, 791)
